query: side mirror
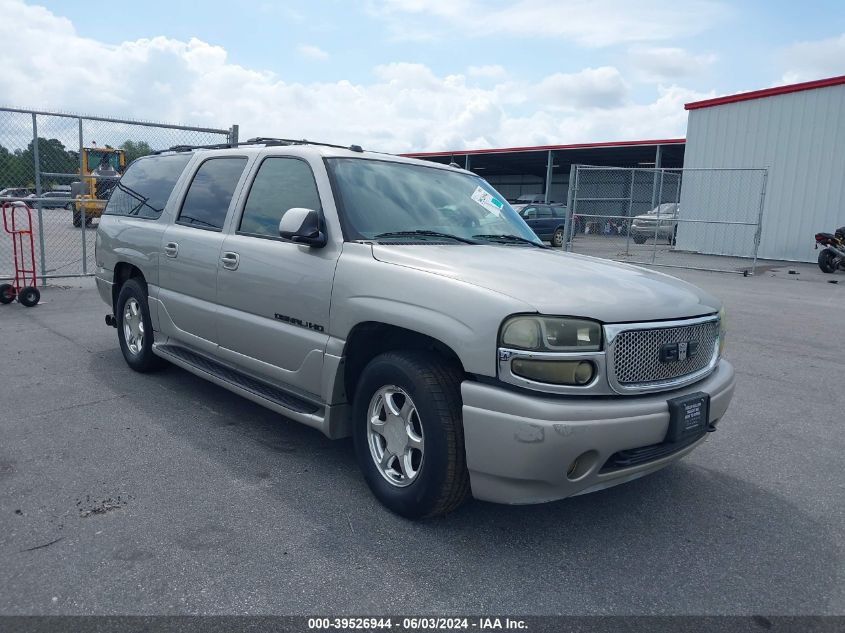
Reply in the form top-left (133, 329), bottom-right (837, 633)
top-left (279, 207), bottom-right (326, 247)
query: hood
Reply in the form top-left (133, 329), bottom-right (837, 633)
top-left (371, 245), bottom-right (720, 323)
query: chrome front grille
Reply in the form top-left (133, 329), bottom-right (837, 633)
top-left (610, 318), bottom-right (719, 387)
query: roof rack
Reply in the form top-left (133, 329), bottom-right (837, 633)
top-left (152, 138), bottom-right (365, 155)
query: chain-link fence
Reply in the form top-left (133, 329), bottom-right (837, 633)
top-left (565, 165), bottom-right (768, 274)
top-left (0, 107), bottom-right (235, 279)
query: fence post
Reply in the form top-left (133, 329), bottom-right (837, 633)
top-left (229, 124), bottom-right (239, 146)
top-left (751, 169), bottom-right (768, 275)
top-left (565, 164), bottom-right (578, 251)
top-left (31, 113), bottom-right (47, 279)
top-left (651, 169), bottom-right (664, 264)
top-left (624, 168), bottom-right (634, 256)
top-left (79, 117), bottom-right (87, 274)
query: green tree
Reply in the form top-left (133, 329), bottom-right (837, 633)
top-left (120, 140), bottom-right (153, 164)
top-left (0, 138), bottom-right (77, 189)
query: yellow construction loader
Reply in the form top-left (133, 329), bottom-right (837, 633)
top-left (70, 146), bottom-right (125, 227)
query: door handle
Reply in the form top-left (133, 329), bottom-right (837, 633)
top-left (220, 251), bottom-right (240, 270)
top-left (163, 242), bottom-right (179, 258)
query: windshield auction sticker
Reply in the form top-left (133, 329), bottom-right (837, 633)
top-left (471, 186), bottom-right (503, 217)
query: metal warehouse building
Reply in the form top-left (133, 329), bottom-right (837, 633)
top-left (682, 75), bottom-right (845, 262)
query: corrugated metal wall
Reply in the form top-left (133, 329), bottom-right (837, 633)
top-left (682, 84), bottom-right (845, 262)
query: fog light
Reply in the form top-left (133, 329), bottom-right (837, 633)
top-left (511, 359), bottom-right (595, 385)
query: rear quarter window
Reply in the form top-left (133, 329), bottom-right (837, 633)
top-left (104, 154), bottom-right (192, 219)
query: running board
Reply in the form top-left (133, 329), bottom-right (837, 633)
top-left (153, 343), bottom-right (336, 435)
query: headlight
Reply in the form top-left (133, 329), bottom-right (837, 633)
top-left (500, 316), bottom-right (602, 352)
top-left (718, 306), bottom-right (727, 356)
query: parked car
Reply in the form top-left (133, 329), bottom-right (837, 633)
top-left (630, 203), bottom-right (679, 244)
top-left (39, 191), bottom-right (74, 209)
top-left (519, 203), bottom-right (569, 246)
top-left (95, 141), bottom-right (734, 519)
top-left (0, 187), bottom-right (34, 199)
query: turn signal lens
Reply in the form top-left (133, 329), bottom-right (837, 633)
top-left (511, 359), bottom-right (595, 386)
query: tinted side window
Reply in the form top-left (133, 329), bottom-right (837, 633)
top-left (104, 154), bottom-right (191, 219)
top-left (522, 206), bottom-right (537, 219)
top-left (239, 158), bottom-right (321, 238)
top-left (177, 158), bottom-right (247, 231)
top-left (552, 206), bottom-right (567, 218)
top-left (537, 207), bottom-right (552, 218)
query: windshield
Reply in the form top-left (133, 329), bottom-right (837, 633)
top-left (327, 158), bottom-right (541, 244)
top-left (648, 203), bottom-right (678, 215)
top-left (86, 150), bottom-right (121, 173)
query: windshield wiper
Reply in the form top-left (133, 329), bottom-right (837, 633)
top-left (472, 234), bottom-right (548, 248)
top-left (374, 230), bottom-right (478, 244)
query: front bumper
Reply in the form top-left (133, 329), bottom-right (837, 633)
top-left (461, 360), bottom-right (735, 504)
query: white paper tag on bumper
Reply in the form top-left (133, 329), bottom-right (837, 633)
top-left (471, 186), bottom-right (503, 217)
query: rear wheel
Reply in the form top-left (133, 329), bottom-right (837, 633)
top-left (552, 227), bottom-right (566, 247)
top-left (352, 351), bottom-right (469, 519)
top-left (116, 278), bottom-right (165, 372)
top-left (818, 248), bottom-right (838, 273)
top-left (633, 234), bottom-right (647, 245)
top-left (0, 284), bottom-right (16, 304)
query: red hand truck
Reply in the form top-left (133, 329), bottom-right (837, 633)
top-left (1, 201), bottom-right (41, 307)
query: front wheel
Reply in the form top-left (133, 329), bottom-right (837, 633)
top-left (116, 278), bottom-right (165, 372)
top-left (352, 351), bottom-right (470, 519)
top-left (818, 248), bottom-right (838, 273)
top-left (633, 234), bottom-right (647, 245)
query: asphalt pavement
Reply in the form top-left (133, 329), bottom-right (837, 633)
top-left (0, 263), bottom-right (843, 615)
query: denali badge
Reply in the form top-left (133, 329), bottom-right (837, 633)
top-left (659, 341), bottom-right (699, 363)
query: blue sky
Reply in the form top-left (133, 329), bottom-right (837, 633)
top-left (5, 0), bottom-right (845, 151)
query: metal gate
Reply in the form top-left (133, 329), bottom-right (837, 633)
top-left (0, 107), bottom-right (235, 279)
top-left (565, 165), bottom-right (768, 274)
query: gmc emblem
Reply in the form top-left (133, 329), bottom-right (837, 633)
top-left (659, 341), bottom-right (699, 363)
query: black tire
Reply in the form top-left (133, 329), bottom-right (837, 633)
top-left (671, 225), bottom-right (678, 246)
top-left (18, 286), bottom-right (40, 307)
top-left (72, 210), bottom-right (81, 227)
top-left (552, 227), bottom-right (566, 247)
top-left (116, 278), bottom-right (165, 372)
top-left (352, 351), bottom-right (470, 519)
top-left (633, 234), bottom-right (647, 245)
top-left (818, 249), bottom-right (838, 273)
top-left (0, 283), bottom-right (16, 304)
top-left (85, 215), bottom-right (94, 227)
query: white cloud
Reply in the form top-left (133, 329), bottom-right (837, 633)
top-left (0, 0), bottom-right (706, 154)
top-left (779, 33), bottom-right (845, 83)
top-left (297, 44), bottom-right (329, 60)
top-left (535, 67), bottom-right (629, 109)
top-left (370, 0), bottom-right (729, 47)
top-left (467, 65), bottom-right (507, 79)
top-left (628, 46), bottom-right (717, 82)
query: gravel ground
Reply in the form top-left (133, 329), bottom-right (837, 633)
top-left (0, 263), bottom-right (842, 615)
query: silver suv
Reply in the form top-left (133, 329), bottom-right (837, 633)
top-left (95, 139), bottom-right (735, 518)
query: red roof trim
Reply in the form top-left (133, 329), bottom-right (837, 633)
top-left (401, 138), bottom-right (685, 158)
top-left (685, 75), bottom-right (845, 111)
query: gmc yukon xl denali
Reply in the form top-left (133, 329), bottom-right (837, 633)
top-left (95, 139), bottom-right (735, 518)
